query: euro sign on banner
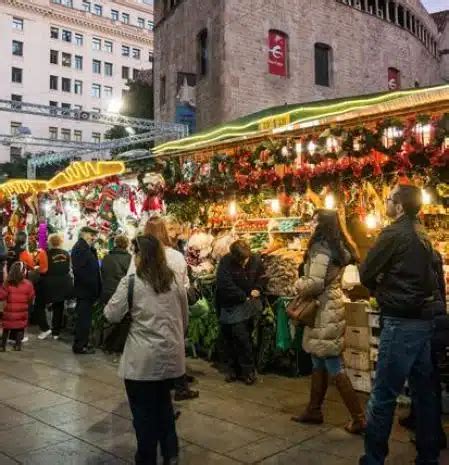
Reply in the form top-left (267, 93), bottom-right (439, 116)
top-left (268, 30), bottom-right (288, 77)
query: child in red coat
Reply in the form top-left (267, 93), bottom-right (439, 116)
top-left (0, 262), bottom-right (34, 351)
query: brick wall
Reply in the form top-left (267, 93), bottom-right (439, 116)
top-left (155, 0), bottom-right (443, 132)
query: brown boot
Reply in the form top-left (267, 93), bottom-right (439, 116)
top-left (335, 373), bottom-right (366, 435)
top-left (291, 370), bottom-right (328, 424)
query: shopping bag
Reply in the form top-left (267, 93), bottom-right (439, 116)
top-left (342, 264), bottom-right (361, 290)
top-left (276, 300), bottom-right (292, 351)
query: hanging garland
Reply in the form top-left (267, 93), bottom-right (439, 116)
top-left (161, 114), bottom-right (449, 200)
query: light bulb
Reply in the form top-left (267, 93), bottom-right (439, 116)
top-left (422, 189), bottom-right (431, 205)
top-left (365, 213), bottom-right (378, 230)
top-left (228, 200), bottom-right (237, 217)
top-left (271, 199), bottom-right (281, 213)
top-left (324, 193), bottom-right (335, 210)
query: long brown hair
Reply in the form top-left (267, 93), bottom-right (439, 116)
top-left (134, 235), bottom-right (174, 294)
top-left (144, 218), bottom-right (171, 247)
top-left (7, 261), bottom-right (26, 286)
top-left (307, 209), bottom-right (360, 265)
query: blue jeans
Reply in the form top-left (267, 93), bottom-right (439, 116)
top-left (311, 355), bottom-right (343, 376)
top-left (360, 317), bottom-right (439, 465)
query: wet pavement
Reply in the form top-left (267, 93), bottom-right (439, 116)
top-left (0, 331), bottom-right (447, 464)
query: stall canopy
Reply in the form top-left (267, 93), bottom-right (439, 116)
top-left (153, 84), bottom-right (449, 155)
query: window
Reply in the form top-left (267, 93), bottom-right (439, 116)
top-left (62, 77), bottom-right (71, 92)
top-left (148, 52), bottom-right (154, 63)
top-left (50, 26), bottom-right (59, 39)
top-left (10, 146), bottom-right (22, 161)
top-left (74, 33), bottom-right (83, 46)
top-left (49, 127), bottom-right (58, 140)
top-left (111, 9), bottom-right (119, 21)
top-left (92, 59), bottom-right (101, 74)
top-left (197, 29), bottom-right (208, 77)
top-left (104, 40), bottom-right (113, 53)
top-left (133, 68), bottom-right (139, 80)
top-left (138, 17), bottom-right (145, 28)
top-left (388, 67), bottom-right (401, 90)
top-left (147, 20), bottom-right (154, 30)
top-left (50, 75), bottom-right (58, 90)
top-left (49, 100), bottom-right (58, 114)
top-left (314, 43), bottom-right (331, 87)
top-left (50, 50), bottom-right (58, 64)
top-left (122, 45), bottom-right (130, 56)
top-left (75, 55), bottom-right (83, 70)
top-left (74, 80), bottom-right (83, 94)
top-left (10, 122), bottom-right (21, 136)
top-left (74, 130), bottom-right (82, 142)
top-left (104, 86), bottom-right (113, 97)
top-left (92, 132), bottom-right (101, 143)
top-left (61, 128), bottom-right (71, 141)
top-left (11, 94), bottom-right (22, 110)
top-left (122, 66), bottom-right (129, 79)
top-left (62, 29), bottom-right (72, 42)
top-left (132, 48), bottom-right (141, 59)
top-left (62, 52), bottom-right (71, 67)
top-left (12, 40), bottom-right (23, 56)
top-left (12, 67), bottom-right (22, 83)
top-left (122, 13), bottom-right (130, 24)
top-left (92, 38), bottom-right (101, 50)
top-left (160, 76), bottom-right (166, 105)
top-left (12, 17), bottom-right (23, 30)
top-left (61, 103), bottom-right (71, 114)
top-left (93, 4), bottom-right (102, 15)
top-left (104, 62), bottom-right (113, 76)
top-left (82, 1), bottom-right (90, 12)
top-left (92, 83), bottom-right (101, 98)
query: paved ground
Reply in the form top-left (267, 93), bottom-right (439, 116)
top-left (0, 332), bottom-right (447, 465)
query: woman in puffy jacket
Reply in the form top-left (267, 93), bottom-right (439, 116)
top-left (291, 209), bottom-right (365, 434)
top-left (0, 261), bottom-right (35, 351)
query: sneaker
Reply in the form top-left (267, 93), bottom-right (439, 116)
top-left (38, 330), bottom-right (52, 340)
top-left (73, 346), bottom-right (96, 355)
top-left (174, 389), bottom-right (199, 401)
top-left (22, 336), bottom-right (28, 343)
top-left (53, 335), bottom-right (59, 340)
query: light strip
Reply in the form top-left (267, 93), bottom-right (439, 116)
top-left (153, 85), bottom-right (449, 154)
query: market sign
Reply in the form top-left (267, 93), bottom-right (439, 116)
top-left (268, 30), bottom-right (288, 77)
top-left (259, 114), bottom-right (291, 131)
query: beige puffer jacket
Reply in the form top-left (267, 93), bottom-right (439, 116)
top-left (299, 242), bottom-right (348, 358)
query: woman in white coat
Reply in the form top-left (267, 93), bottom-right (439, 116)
top-left (104, 235), bottom-right (188, 465)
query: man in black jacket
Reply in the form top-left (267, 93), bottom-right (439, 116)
top-left (71, 226), bottom-right (101, 354)
top-left (359, 185), bottom-right (439, 465)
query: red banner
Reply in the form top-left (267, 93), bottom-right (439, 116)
top-left (268, 30), bottom-right (288, 77)
top-left (388, 67), bottom-right (401, 90)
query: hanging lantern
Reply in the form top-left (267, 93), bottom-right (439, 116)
top-left (353, 136), bottom-right (362, 152)
top-left (326, 136), bottom-right (339, 153)
top-left (308, 141), bottom-right (317, 156)
top-left (443, 137), bottom-right (449, 150)
top-left (324, 193), bottom-right (336, 210)
top-left (414, 123), bottom-right (432, 146)
top-left (382, 127), bottom-right (403, 148)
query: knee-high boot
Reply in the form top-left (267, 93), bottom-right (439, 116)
top-left (335, 373), bottom-right (366, 434)
top-left (291, 370), bottom-right (328, 424)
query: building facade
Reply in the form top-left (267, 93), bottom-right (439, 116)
top-left (433, 10), bottom-right (449, 84)
top-left (0, 0), bottom-right (154, 163)
top-left (154, 0), bottom-right (444, 133)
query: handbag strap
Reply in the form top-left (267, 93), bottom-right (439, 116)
top-left (128, 274), bottom-right (135, 311)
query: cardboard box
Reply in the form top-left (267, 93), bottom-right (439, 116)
top-left (368, 313), bottom-right (380, 328)
top-left (344, 349), bottom-right (370, 371)
top-left (345, 302), bottom-right (369, 327)
top-left (347, 368), bottom-right (372, 393)
top-left (345, 326), bottom-right (371, 350)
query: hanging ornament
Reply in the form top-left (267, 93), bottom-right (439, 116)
top-left (382, 127), bottom-right (403, 148)
top-left (353, 136), bottom-right (362, 152)
top-left (326, 136), bottom-right (339, 153)
top-left (414, 123), bottom-right (432, 146)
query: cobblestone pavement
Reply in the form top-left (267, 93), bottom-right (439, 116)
top-left (0, 332), bottom-right (448, 464)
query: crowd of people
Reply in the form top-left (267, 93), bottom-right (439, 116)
top-left (0, 182), bottom-right (447, 465)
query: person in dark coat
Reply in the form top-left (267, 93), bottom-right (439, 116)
top-left (40, 234), bottom-right (73, 340)
top-left (71, 226), bottom-right (101, 355)
top-left (100, 235), bottom-right (131, 305)
top-left (101, 235), bottom-right (131, 354)
top-left (216, 240), bottom-right (266, 385)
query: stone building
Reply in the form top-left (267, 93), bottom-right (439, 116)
top-left (154, 0), bottom-right (444, 133)
top-left (433, 10), bottom-right (449, 83)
